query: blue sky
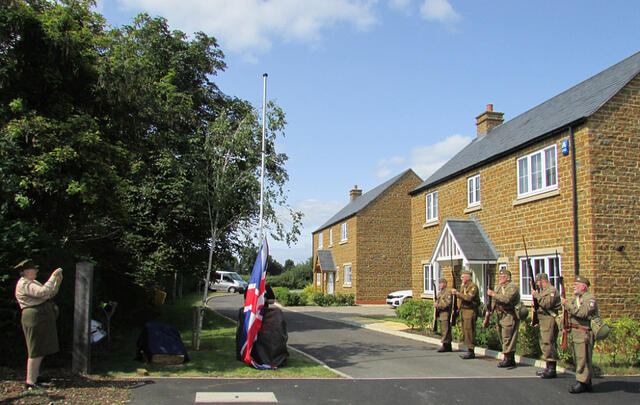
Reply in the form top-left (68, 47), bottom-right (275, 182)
top-left (94, 0), bottom-right (640, 265)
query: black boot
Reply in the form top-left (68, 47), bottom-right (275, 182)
top-left (569, 381), bottom-right (589, 394)
top-left (497, 353), bottom-right (516, 368)
top-left (437, 343), bottom-right (452, 352)
top-left (541, 361), bottom-right (557, 379)
top-left (460, 349), bottom-right (475, 359)
top-left (536, 361), bottom-right (549, 376)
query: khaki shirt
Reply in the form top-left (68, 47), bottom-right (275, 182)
top-left (565, 291), bottom-right (598, 328)
top-left (436, 287), bottom-right (452, 311)
top-left (14, 275), bottom-right (61, 309)
top-left (537, 284), bottom-right (561, 316)
top-left (493, 281), bottom-right (519, 312)
top-left (458, 281), bottom-right (480, 309)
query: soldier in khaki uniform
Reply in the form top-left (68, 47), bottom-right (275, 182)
top-left (532, 273), bottom-right (561, 378)
top-left (488, 268), bottom-right (520, 368)
top-left (435, 278), bottom-right (452, 352)
top-left (562, 275), bottom-right (598, 394)
top-left (452, 270), bottom-right (480, 359)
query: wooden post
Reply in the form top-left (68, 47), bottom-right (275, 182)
top-left (72, 262), bottom-right (93, 374)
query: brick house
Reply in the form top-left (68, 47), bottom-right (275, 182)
top-left (409, 51), bottom-right (640, 319)
top-left (312, 169), bottom-right (422, 304)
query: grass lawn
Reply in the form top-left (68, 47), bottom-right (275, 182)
top-left (91, 292), bottom-right (338, 378)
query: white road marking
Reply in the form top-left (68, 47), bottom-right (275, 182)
top-left (195, 392), bottom-right (277, 403)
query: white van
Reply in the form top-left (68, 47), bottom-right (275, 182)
top-left (209, 271), bottom-right (248, 293)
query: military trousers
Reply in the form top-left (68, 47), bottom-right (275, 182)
top-left (538, 314), bottom-right (559, 361)
top-left (497, 311), bottom-right (519, 354)
top-left (460, 308), bottom-right (477, 350)
top-left (438, 311), bottom-right (452, 344)
top-left (572, 328), bottom-right (594, 384)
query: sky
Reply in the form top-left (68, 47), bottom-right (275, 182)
top-left (94, 0), bottom-right (640, 265)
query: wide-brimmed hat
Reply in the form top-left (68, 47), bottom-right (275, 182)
top-left (14, 259), bottom-right (38, 272)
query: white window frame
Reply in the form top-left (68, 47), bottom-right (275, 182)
top-left (467, 174), bottom-right (481, 207)
top-left (343, 264), bottom-right (352, 286)
top-left (316, 272), bottom-right (321, 286)
top-left (318, 233), bottom-right (323, 249)
top-left (329, 229), bottom-right (333, 246)
top-left (519, 254), bottom-right (562, 299)
top-left (517, 145), bottom-right (558, 198)
top-left (423, 264), bottom-right (436, 294)
top-left (425, 191), bottom-right (438, 222)
top-left (340, 222), bottom-right (348, 242)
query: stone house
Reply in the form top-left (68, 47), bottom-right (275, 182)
top-left (409, 51), bottom-right (640, 319)
top-left (312, 169), bottom-right (422, 304)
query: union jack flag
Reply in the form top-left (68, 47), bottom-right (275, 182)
top-left (239, 237), bottom-right (273, 369)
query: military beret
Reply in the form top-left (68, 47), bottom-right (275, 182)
top-left (499, 268), bottom-right (511, 277)
top-left (461, 270), bottom-right (472, 276)
top-left (14, 259), bottom-right (38, 272)
top-left (535, 273), bottom-right (548, 281)
top-left (438, 278), bottom-right (447, 284)
top-left (575, 275), bottom-right (590, 286)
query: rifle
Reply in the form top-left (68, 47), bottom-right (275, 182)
top-left (558, 274), bottom-right (571, 350)
top-left (432, 280), bottom-right (438, 332)
top-left (482, 271), bottom-right (494, 328)
top-left (449, 259), bottom-right (459, 325)
top-left (522, 237), bottom-right (539, 327)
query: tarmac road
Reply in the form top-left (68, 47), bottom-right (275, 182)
top-left (126, 295), bottom-right (640, 404)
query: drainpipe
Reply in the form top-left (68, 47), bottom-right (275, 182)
top-left (569, 126), bottom-right (580, 276)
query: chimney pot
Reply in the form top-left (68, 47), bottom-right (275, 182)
top-left (476, 104), bottom-right (504, 136)
top-left (350, 185), bottom-right (363, 201)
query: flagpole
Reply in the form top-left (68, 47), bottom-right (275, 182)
top-left (259, 73), bottom-right (267, 241)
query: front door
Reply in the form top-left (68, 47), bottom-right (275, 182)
top-left (327, 272), bottom-right (335, 294)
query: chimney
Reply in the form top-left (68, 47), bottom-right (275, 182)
top-left (476, 104), bottom-right (504, 136)
top-left (350, 185), bottom-right (362, 201)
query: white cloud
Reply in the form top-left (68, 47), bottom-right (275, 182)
top-left (410, 133), bottom-right (471, 178)
top-left (419, 0), bottom-right (461, 22)
top-left (113, 0), bottom-right (378, 56)
top-left (375, 134), bottom-right (472, 180)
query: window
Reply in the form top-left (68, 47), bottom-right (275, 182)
top-left (318, 233), bottom-right (323, 248)
top-left (423, 264), bottom-right (436, 293)
top-left (517, 145), bottom-right (558, 197)
top-left (329, 229), bottom-right (333, 246)
top-left (316, 273), bottom-right (321, 286)
top-left (425, 191), bottom-right (438, 222)
top-left (340, 222), bottom-right (348, 242)
top-left (519, 254), bottom-right (561, 298)
top-left (343, 265), bottom-right (352, 285)
top-left (468, 175), bottom-right (481, 206)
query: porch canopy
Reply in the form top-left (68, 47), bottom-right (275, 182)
top-left (430, 218), bottom-right (499, 268)
top-left (315, 250), bottom-right (336, 272)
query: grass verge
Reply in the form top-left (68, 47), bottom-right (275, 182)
top-left (92, 292), bottom-right (338, 378)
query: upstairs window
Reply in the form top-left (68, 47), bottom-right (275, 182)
top-left (517, 145), bottom-right (558, 197)
top-left (318, 233), bottom-right (323, 249)
top-left (340, 222), bottom-right (348, 242)
top-left (426, 191), bottom-right (438, 222)
top-left (329, 229), bottom-right (333, 246)
top-left (468, 174), bottom-right (481, 206)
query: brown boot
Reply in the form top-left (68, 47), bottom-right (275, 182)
top-left (497, 353), bottom-right (516, 368)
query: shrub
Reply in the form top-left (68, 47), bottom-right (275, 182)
top-left (595, 317), bottom-right (640, 366)
top-left (273, 287), bottom-right (290, 303)
top-left (516, 320), bottom-right (542, 358)
top-left (397, 299), bottom-right (433, 330)
top-left (334, 293), bottom-right (355, 306)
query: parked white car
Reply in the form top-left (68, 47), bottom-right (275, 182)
top-left (209, 271), bottom-right (248, 293)
top-left (386, 290), bottom-right (413, 308)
